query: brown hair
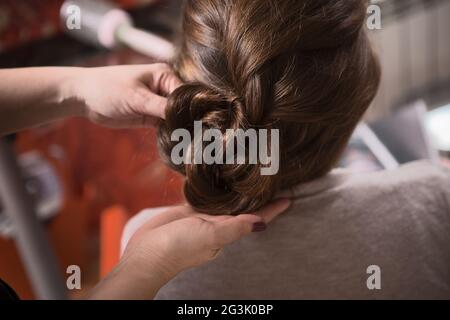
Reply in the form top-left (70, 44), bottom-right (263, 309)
top-left (158, 0), bottom-right (381, 215)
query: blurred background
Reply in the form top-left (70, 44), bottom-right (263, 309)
top-left (0, 0), bottom-right (449, 299)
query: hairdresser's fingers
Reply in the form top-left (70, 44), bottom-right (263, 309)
top-left (141, 93), bottom-right (168, 120)
top-left (156, 68), bottom-right (183, 96)
top-left (251, 198), bottom-right (292, 223)
top-left (126, 84), bottom-right (168, 120)
top-left (210, 214), bottom-right (265, 248)
top-left (141, 205), bottom-right (197, 230)
top-left (194, 214), bottom-right (233, 223)
top-left (194, 199), bottom-right (292, 224)
top-left (141, 63), bottom-right (183, 96)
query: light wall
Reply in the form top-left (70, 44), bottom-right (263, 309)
top-left (367, 1), bottom-right (450, 120)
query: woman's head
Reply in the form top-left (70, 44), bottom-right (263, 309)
top-left (159, 0), bottom-right (381, 215)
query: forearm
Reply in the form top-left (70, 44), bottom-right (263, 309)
top-left (89, 251), bottom-right (175, 300)
top-left (0, 67), bottom-right (85, 136)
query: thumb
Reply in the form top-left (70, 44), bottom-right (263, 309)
top-left (157, 68), bottom-right (183, 96)
top-left (155, 66), bottom-right (183, 97)
top-left (139, 91), bottom-right (168, 119)
top-left (142, 63), bottom-right (183, 96)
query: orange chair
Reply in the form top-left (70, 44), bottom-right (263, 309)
top-left (99, 206), bottom-right (130, 278)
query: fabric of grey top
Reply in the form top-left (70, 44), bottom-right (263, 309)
top-left (124, 161), bottom-right (450, 299)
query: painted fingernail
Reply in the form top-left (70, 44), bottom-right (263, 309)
top-left (252, 222), bottom-right (267, 232)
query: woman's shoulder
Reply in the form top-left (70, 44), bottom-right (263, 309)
top-left (344, 160), bottom-right (450, 214)
top-left (392, 160), bottom-right (450, 179)
top-left (290, 160), bottom-right (450, 217)
top-left (353, 160), bottom-right (450, 190)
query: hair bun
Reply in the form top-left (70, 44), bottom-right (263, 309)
top-left (158, 83), bottom-right (277, 215)
top-left (164, 84), bottom-right (246, 132)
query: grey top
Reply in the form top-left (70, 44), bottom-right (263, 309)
top-left (123, 161), bottom-right (450, 299)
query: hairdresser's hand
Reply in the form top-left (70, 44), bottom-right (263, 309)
top-left (68, 63), bottom-right (182, 128)
top-left (90, 199), bottom-right (291, 300)
top-left (126, 198), bottom-right (292, 274)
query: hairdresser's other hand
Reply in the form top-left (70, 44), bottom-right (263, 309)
top-left (90, 199), bottom-right (291, 300)
top-left (67, 63), bottom-right (182, 128)
top-left (126, 198), bottom-right (291, 275)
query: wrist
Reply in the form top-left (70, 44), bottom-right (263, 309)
top-left (91, 248), bottom-right (178, 300)
top-left (127, 245), bottom-right (179, 287)
top-left (58, 67), bottom-right (89, 118)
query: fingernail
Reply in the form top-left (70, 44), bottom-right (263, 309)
top-left (252, 222), bottom-right (267, 232)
